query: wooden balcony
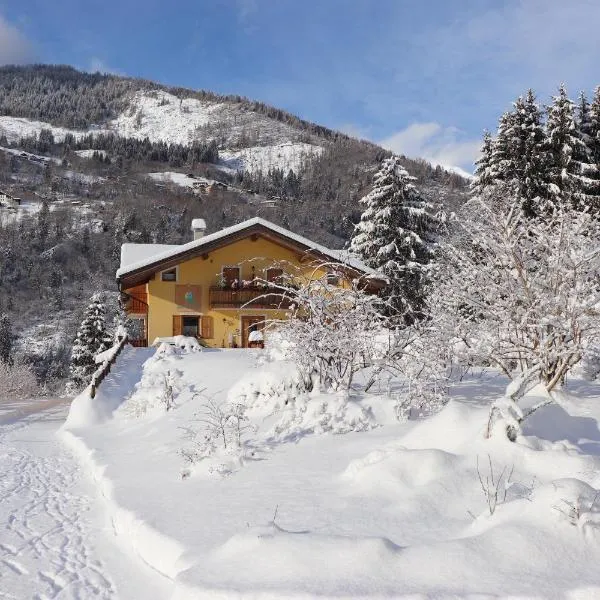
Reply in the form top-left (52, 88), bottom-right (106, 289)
top-left (125, 293), bottom-right (148, 314)
top-left (209, 286), bottom-right (293, 309)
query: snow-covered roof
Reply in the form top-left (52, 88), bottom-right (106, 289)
top-left (117, 217), bottom-right (383, 281)
top-left (120, 244), bottom-right (179, 270)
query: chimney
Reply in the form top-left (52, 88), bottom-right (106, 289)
top-left (191, 218), bottom-right (207, 240)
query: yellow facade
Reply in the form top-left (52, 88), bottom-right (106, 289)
top-left (128, 235), bottom-right (333, 348)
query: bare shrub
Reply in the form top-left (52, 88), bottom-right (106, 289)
top-left (477, 455), bottom-right (514, 516)
top-left (0, 361), bottom-right (41, 400)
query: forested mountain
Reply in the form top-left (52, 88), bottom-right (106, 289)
top-left (0, 65), bottom-right (468, 389)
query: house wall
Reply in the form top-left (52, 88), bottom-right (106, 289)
top-left (137, 235), bottom-right (334, 347)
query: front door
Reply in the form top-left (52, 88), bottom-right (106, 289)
top-left (241, 316), bottom-right (264, 348)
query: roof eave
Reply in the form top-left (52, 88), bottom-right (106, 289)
top-left (117, 222), bottom-right (387, 289)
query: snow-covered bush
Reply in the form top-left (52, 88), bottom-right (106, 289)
top-left (120, 351), bottom-right (184, 417)
top-left (269, 390), bottom-right (377, 439)
top-left (428, 189), bottom-right (600, 435)
top-left (263, 264), bottom-right (391, 392)
top-left (179, 395), bottom-right (253, 473)
top-left (151, 335), bottom-right (202, 353)
top-left (386, 329), bottom-right (452, 418)
top-left (0, 361), bottom-right (40, 400)
top-left (580, 344), bottom-right (600, 381)
top-left (227, 360), bottom-right (305, 411)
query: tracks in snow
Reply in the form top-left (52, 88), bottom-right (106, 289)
top-left (0, 411), bottom-right (116, 600)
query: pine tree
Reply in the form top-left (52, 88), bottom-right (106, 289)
top-left (488, 111), bottom-right (517, 185)
top-left (37, 199), bottom-right (50, 248)
top-left (575, 91), bottom-right (600, 207)
top-left (590, 86), bottom-right (600, 165)
top-left (0, 313), bottom-right (13, 365)
top-left (545, 84), bottom-right (596, 210)
top-left (68, 294), bottom-right (113, 390)
top-left (512, 90), bottom-right (548, 216)
top-left (472, 130), bottom-right (494, 197)
top-left (475, 92), bottom-right (548, 216)
top-left (350, 155), bottom-right (438, 320)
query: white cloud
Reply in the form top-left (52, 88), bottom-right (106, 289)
top-left (0, 14), bottom-right (34, 65)
top-left (379, 123), bottom-right (481, 174)
top-left (337, 123), bottom-right (372, 140)
top-left (415, 0), bottom-right (600, 99)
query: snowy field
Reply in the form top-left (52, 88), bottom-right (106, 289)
top-left (58, 345), bottom-right (600, 599)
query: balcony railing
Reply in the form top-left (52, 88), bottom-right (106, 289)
top-left (209, 286), bottom-right (293, 309)
top-left (125, 293), bottom-right (148, 314)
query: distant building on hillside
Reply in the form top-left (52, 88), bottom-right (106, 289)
top-left (0, 190), bottom-right (21, 208)
top-left (117, 217), bottom-right (386, 349)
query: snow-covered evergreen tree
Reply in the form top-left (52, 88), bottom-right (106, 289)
top-left (590, 86), bottom-right (600, 165)
top-left (472, 130), bottom-right (494, 197)
top-left (511, 90), bottom-right (548, 215)
top-left (68, 294), bottom-right (113, 390)
top-left (349, 155), bottom-right (438, 320)
top-left (487, 111), bottom-right (517, 186)
top-left (575, 91), bottom-right (600, 207)
top-left (474, 92), bottom-right (548, 216)
top-left (0, 313), bottom-right (13, 365)
top-left (545, 84), bottom-right (597, 210)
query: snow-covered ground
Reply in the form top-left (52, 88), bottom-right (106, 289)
top-left (74, 149), bottom-right (108, 159)
top-left (0, 118), bottom-right (102, 144)
top-left (0, 145), bottom-right (63, 164)
top-left (0, 394), bottom-right (172, 599)
top-left (61, 345), bottom-right (600, 599)
top-left (147, 171), bottom-right (215, 189)
top-left (110, 90), bottom-right (221, 145)
top-left (0, 200), bottom-right (42, 225)
top-left (219, 141), bottom-right (322, 174)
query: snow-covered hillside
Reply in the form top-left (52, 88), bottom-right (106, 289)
top-left (0, 89), bottom-right (324, 174)
top-left (62, 344), bottom-right (600, 599)
top-left (220, 142), bottom-right (322, 174)
top-left (0, 116), bottom-right (97, 143)
top-left (110, 90), bottom-right (221, 145)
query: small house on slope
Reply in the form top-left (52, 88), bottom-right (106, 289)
top-left (116, 217), bottom-right (385, 348)
top-left (0, 190), bottom-right (21, 209)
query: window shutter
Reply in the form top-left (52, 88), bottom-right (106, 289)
top-left (200, 316), bottom-right (214, 339)
top-left (222, 267), bottom-right (240, 287)
top-left (172, 315), bottom-right (182, 336)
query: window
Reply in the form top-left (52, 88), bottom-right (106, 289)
top-left (161, 268), bottom-right (177, 282)
top-left (326, 270), bottom-right (340, 286)
top-left (222, 266), bottom-right (240, 287)
top-left (182, 316), bottom-right (199, 337)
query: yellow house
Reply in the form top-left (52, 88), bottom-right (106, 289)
top-left (116, 217), bottom-right (386, 348)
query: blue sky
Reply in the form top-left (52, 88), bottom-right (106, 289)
top-left (1, 0), bottom-right (599, 172)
